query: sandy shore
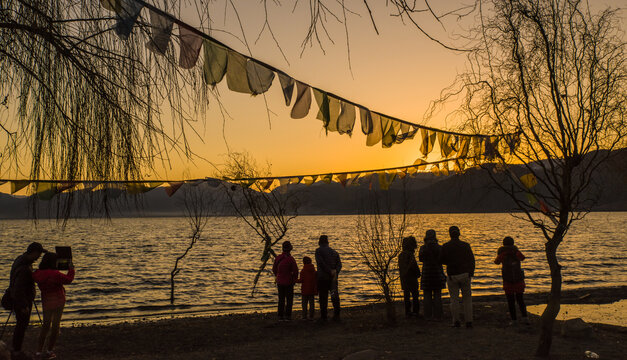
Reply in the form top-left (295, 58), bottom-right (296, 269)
top-left (6, 286), bottom-right (627, 359)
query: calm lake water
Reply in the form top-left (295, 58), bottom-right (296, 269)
top-left (1, 213), bottom-right (625, 323)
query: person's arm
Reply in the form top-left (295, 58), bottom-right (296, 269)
top-left (469, 244), bottom-right (476, 277)
top-left (494, 253), bottom-right (504, 264)
top-left (398, 254), bottom-right (408, 277)
top-left (292, 258), bottom-right (299, 283)
top-left (418, 246), bottom-right (426, 262)
top-left (58, 268), bottom-right (75, 284)
top-left (335, 252), bottom-right (342, 273)
top-left (439, 245), bottom-right (447, 265)
top-left (272, 256), bottom-right (279, 276)
top-left (516, 251), bottom-right (526, 261)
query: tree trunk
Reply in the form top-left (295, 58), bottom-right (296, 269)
top-left (535, 230), bottom-right (564, 357)
top-left (170, 273), bottom-right (175, 305)
top-left (383, 285), bottom-right (396, 325)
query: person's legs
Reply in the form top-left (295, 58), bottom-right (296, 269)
top-left (516, 292), bottom-right (527, 318)
top-left (307, 295), bottom-right (315, 319)
top-left (433, 289), bottom-right (443, 319)
top-left (447, 276), bottom-right (461, 325)
top-left (318, 279), bottom-right (330, 320)
top-left (403, 290), bottom-right (411, 316)
top-left (285, 285), bottom-right (294, 320)
top-left (330, 278), bottom-right (341, 320)
top-left (38, 307), bottom-right (53, 353)
top-left (460, 274), bottom-right (473, 325)
top-left (506, 293), bottom-right (517, 320)
top-left (12, 305), bottom-right (31, 352)
top-left (47, 306), bottom-right (64, 351)
top-left (277, 285), bottom-right (286, 319)
top-left (423, 289), bottom-right (433, 319)
top-left (301, 294), bottom-right (308, 319)
top-left (411, 289), bottom-right (420, 315)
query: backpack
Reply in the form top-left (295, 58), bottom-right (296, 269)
top-left (502, 251), bottom-right (524, 283)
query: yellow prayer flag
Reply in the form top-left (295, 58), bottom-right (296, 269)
top-left (520, 173), bottom-right (538, 189)
top-left (36, 182), bottom-right (57, 201)
top-left (319, 174), bottom-right (333, 184)
top-left (11, 180), bottom-right (30, 194)
top-left (302, 176), bottom-right (318, 186)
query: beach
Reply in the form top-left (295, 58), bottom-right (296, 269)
top-left (6, 286), bottom-right (626, 359)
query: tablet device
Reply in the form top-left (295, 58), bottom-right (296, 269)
top-left (55, 246), bottom-right (72, 270)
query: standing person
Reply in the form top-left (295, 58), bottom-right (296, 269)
top-left (494, 236), bottom-right (529, 325)
top-left (419, 229), bottom-right (446, 320)
top-left (440, 226), bottom-right (475, 328)
top-left (296, 256), bottom-right (317, 320)
top-left (398, 236), bottom-right (420, 317)
top-left (315, 235), bottom-right (342, 321)
top-left (8, 242), bottom-right (46, 356)
top-left (32, 252), bottom-right (75, 359)
top-left (272, 241), bottom-right (298, 321)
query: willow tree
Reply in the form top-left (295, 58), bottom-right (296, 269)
top-left (0, 1), bottom-right (207, 199)
top-left (445, 0), bottom-right (625, 356)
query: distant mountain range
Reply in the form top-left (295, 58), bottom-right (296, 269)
top-left (1, 149), bottom-right (626, 219)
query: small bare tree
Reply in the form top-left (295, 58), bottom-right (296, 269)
top-left (353, 176), bottom-right (410, 324)
top-left (170, 184), bottom-right (212, 304)
top-left (220, 152), bottom-right (300, 295)
top-left (439, 0), bottom-right (626, 356)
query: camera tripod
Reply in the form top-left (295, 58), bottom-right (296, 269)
top-left (0, 300), bottom-right (42, 341)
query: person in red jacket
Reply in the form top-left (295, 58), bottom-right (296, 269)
top-left (494, 236), bottom-right (529, 325)
top-left (296, 256), bottom-right (317, 320)
top-left (272, 241), bottom-right (298, 321)
top-left (32, 252), bottom-right (75, 359)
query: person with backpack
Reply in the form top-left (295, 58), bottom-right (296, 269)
top-left (418, 229), bottom-right (446, 320)
top-left (494, 236), bottom-right (529, 324)
top-left (7, 242), bottom-right (46, 357)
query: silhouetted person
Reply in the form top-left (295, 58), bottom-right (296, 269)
top-left (398, 236), bottom-right (420, 317)
top-left (9, 242), bottom-right (46, 356)
top-left (33, 252), bottom-right (75, 359)
top-left (272, 241), bottom-right (299, 321)
top-left (419, 229), bottom-right (446, 320)
top-left (296, 256), bottom-right (317, 320)
top-left (315, 235), bottom-right (342, 321)
top-left (495, 236), bottom-right (529, 325)
top-left (440, 226), bottom-right (475, 328)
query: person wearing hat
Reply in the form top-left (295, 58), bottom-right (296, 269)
top-left (419, 230), bottom-right (446, 320)
top-left (272, 241), bottom-right (299, 321)
top-left (9, 242), bottom-right (46, 355)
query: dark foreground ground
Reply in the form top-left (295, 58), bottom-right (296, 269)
top-left (5, 286), bottom-right (627, 360)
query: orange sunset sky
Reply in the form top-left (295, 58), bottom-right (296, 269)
top-left (0, 0), bottom-right (624, 183)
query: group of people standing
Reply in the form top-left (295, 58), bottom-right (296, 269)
top-left (4, 243), bottom-right (75, 360)
top-left (399, 226), bottom-right (477, 327)
top-left (272, 235), bottom-right (342, 321)
top-left (274, 226), bottom-right (529, 327)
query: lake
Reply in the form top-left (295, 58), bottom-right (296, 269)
top-left (1, 212), bottom-right (625, 323)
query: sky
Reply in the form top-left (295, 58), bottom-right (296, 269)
top-left (0, 0), bottom-right (624, 184)
top-left (149, 1), bottom-right (472, 180)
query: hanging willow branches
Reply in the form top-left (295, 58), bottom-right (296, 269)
top-left (0, 0), bottom-right (208, 183)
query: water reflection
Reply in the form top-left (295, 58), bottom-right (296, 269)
top-left (0, 212), bottom-right (625, 322)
